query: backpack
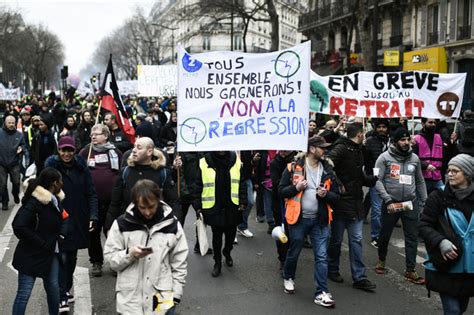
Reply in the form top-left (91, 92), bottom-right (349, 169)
top-left (121, 165), bottom-right (168, 188)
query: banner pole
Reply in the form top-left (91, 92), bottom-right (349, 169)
top-left (87, 99), bottom-right (103, 162)
top-left (176, 152), bottom-right (180, 198)
top-left (411, 116), bottom-right (415, 137)
top-left (452, 116), bottom-right (459, 144)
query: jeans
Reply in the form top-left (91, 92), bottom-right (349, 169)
top-left (283, 217), bottom-right (330, 295)
top-left (328, 218), bottom-right (367, 282)
top-left (89, 200), bottom-right (108, 265)
top-left (59, 249), bottom-right (78, 302)
top-left (439, 293), bottom-right (470, 315)
top-left (425, 179), bottom-right (444, 195)
top-left (369, 187), bottom-right (382, 240)
top-left (377, 202), bottom-right (419, 271)
top-left (238, 179), bottom-right (254, 230)
top-left (262, 188), bottom-right (275, 226)
top-left (0, 164), bottom-right (20, 204)
top-left (12, 255), bottom-right (60, 315)
top-left (211, 225), bottom-right (237, 264)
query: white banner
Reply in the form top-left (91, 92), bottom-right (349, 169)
top-left (177, 42), bottom-right (311, 152)
top-left (117, 80), bottom-right (138, 96)
top-left (310, 71), bottom-right (466, 118)
top-left (0, 86), bottom-right (21, 100)
top-left (138, 65), bottom-right (177, 97)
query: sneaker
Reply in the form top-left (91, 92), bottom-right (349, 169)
top-left (353, 279), bottom-right (376, 291)
top-left (283, 278), bottom-right (295, 294)
top-left (375, 260), bottom-right (387, 274)
top-left (328, 272), bottom-right (344, 283)
top-left (237, 228), bottom-right (254, 238)
top-left (314, 291), bottom-right (335, 308)
top-left (233, 237), bottom-right (238, 244)
top-left (256, 216), bottom-right (265, 223)
top-left (404, 271), bottom-right (425, 285)
top-left (66, 292), bottom-right (75, 303)
top-left (13, 194), bottom-right (20, 204)
top-left (370, 239), bottom-right (379, 249)
top-left (59, 300), bottom-right (70, 313)
top-left (91, 263), bottom-right (102, 277)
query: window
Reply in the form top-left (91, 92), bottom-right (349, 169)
top-left (203, 35), bottom-right (211, 50)
top-left (428, 4), bottom-right (439, 44)
top-left (234, 35), bottom-right (242, 50)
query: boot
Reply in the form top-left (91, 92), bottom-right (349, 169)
top-left (211, 263), bottom-right (221, 277)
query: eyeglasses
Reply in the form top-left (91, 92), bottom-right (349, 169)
top-left (447, 169), bottom-right (461, 175)
top-left (90, 133), bottom-right (104, 137)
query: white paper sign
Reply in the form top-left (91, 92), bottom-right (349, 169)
top-left (310, 71), bottom-right (466, 118)
top-left (138, 65), bottom-right (177, 97)
top-left (177, 42), bottom-right (311, 152)
top-left (0, 87), bottom-right (21, 100)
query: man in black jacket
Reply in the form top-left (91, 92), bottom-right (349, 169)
top-left (363, 118), bottom-right (389, 247)
top-left (104, 112), bottom-right (133, 153)
top-left (327, 123), bottom-right (377, 291)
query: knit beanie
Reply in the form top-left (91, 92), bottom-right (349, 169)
top-left (448, 154), bottom-right (474, 179)
top-left (392, 127), bottom-right (410, 143)
top-left (135, 121), bottom-right (153, 138)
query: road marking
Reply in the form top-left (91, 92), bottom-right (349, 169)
top-left (73, 266), bottom-right (92, 315)
top-left (390, 237), bottom-right (427, 266)
top-left (0, 204), bottom-right (20, 262)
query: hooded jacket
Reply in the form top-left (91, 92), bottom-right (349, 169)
top-left (106, 148), bottom-right (179, 231)
top-left (374, 144), bottom-right (428, 205)
top-left (12, 186), bottom-right (67, 277)
top-left (104, 201), bottom-right (188, 314)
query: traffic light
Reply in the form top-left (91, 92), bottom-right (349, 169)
top-left (91, 75), bottom-right (97, 83)
top-left (61, 66), bottom-right (68, 79)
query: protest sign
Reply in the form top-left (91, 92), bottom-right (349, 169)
top-left (117, 80), bottom-right (138, 96)
top-left (138, 65), bottom-right (177, 97)
top-left (0, 86), bottom-right (21, 100)
top-left (177, 42), bottom-right (310, 152)
top-left (310, 71), bottom-right (466, 118)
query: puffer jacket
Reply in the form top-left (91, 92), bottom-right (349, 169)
top-left (374, 144), bottom-right (428, 205)
top-left (0, 127), bottom-right (25, 168)
top-left (104, 202), bottom-right (188, 315)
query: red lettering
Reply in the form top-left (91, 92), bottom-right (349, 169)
top-left (220, 101), bottom-right (234, 118)
top-left (344, 98), bottom-right (358, 116)
top-left (414, 99), bottom-right (424, 117)
top-left (389, 100), bottom-right (401, 117)
top-left (376, 101), bottom-right (389, 118)
top-left (330, 96), bottom-right (343, 115)
top-left (360, 100), bottom-right (375, 117)
top-left (404, 99), bottom-right (413, 117)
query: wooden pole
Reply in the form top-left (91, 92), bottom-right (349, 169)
top-left (87, 99), bottom-right (103, 162)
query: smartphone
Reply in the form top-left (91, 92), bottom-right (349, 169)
top-left (142, 247), bottom-right (153, 253)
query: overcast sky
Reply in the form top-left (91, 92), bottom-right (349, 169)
top-left (2, 0), bottom-right (155, 75)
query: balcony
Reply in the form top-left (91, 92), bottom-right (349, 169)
top-left (298, 1), bottom-right (353, 30)
top-left (458, 25), bottom-right (471, 40)
top-left (428, 32), bottom-right (439, 45)
top-left (389, 34), bottom-right (403, 47)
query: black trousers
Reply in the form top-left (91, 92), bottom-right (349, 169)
top-left (88, 200), bottom-right (108, 264)
top-left (211, 225), bottom-right (237, 264)
top-left (59, 249), bottom-right (77, 301)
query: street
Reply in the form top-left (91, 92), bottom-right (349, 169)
top-left (1, 198), bottom-right (471, 315)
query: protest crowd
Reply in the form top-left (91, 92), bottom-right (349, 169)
top-left (1, 72), bottom-right (474, 315)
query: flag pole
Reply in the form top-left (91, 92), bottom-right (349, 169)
top-left (87, 99), bottom-right (103, 162)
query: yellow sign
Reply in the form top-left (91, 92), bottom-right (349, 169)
top-left (384, 50), bottom-right (400, 66)
top-left (403, 47), bottom-right (447, 73)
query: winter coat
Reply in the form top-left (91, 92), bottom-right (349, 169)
top-left (0, 128), bottom-right (25, 168)
top-left (31, 130), bottom-right (57, 173)
top-left (327, 136), bottom-right (377, 220)
top-left (194, 152), bottom-right (247, 227)
top-left (270, 152), bottom-right (295, 225)
top-left (278, 156), bottom-right (340, 225)
top-left (104, 202), bottom-right (188, 315)
top-left (374, 144), bottom-right (427, 205)
top-left (363, 134), bottom-right (388, 175)
top-left (419, 185), bottom-right (474, 297)
top-left (176, 152), bottom-right (203, 204)
top-left (45, 155), bottom-right (98, 251)
top-left (159, 122), bottom-right (177, 146)
top-left (12, 186), bottom-right (67, 277)
top-left (74, 122), bottom-right (92, 151)
top-left (106, 149), bottom-right (179, 231)
top-left (109, 127), bottom-right (133, 153)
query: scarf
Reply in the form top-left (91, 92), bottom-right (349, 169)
top-left (451, 182), bottom-right (474, 201)
top-left (92, 142), bottom-right (119, 170)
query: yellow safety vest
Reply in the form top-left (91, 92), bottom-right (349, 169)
top-left (199, 156), bottom-right (241, 209)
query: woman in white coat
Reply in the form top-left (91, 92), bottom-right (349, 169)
top-left (104, 179), bottom-right (188, 315)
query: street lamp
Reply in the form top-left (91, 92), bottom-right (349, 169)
top-left (152, 23), bottom-right (178, 64)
